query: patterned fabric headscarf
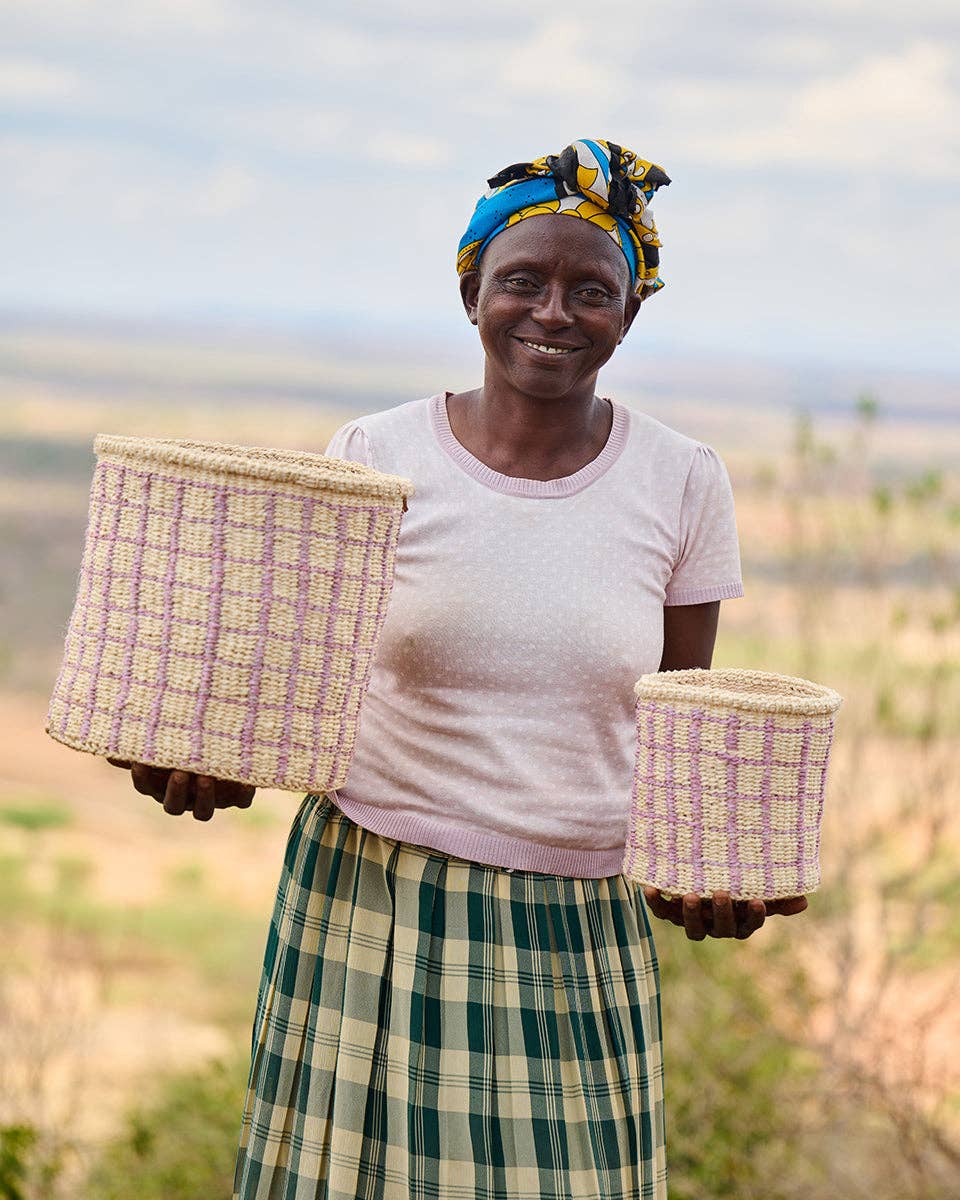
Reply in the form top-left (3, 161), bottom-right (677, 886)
top-left (457, 138), bottom-right (671, 300)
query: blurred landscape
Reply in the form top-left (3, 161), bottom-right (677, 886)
top-left (1, 317), bottom-right (958, 1198)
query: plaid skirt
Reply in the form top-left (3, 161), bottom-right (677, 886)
top-left (233, 793), bottom-right (667, 1200)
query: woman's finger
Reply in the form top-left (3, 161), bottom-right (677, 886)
top-left (233, 784), bottom-right (256, 809)
top-left (163, 770), bottom-right (193, 816)
top-left (130, 763), bottom-right (153, 796)
top-left (682, 893), bottom-right (707, 941)
top-left (214, 782), bottom-right (255, 809)
top-left (129, 762), bottom-right (172, 803)
top-left (642, 887), bottom-right (682, 926)
top-left (710, 891), bottom-right (737, 938)
top-left (642, 886), bottom-right (667, 917)
top-left (131, 763), bottom-right (165, 801)
top-left (736, 899), bottom-right (766, 939)
top-left (766, 895), bottom-right (808, 917)
top-left (192, 775), bottom-right (216, 822)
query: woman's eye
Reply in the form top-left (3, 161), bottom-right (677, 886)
top-left (579, 287), bottom-right (608, 301)
top-left (507, 277), bottom-right (535, 289)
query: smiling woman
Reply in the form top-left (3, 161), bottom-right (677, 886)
top-left (451, 216), bottom-right (639, 477)
top-left (223, 139), bottom-right (782, 1200)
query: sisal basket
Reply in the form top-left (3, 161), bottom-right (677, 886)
top-left (45, 434), bottom-right (413, 792)
top-left (621, 668), bottom-right (843, 901)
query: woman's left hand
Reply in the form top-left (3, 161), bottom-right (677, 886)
top-left (642, 887), bottom-right (808, 940)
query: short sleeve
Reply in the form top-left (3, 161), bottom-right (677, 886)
top-left (324, 420), bottom-right (376, 467)
top-left (664, 443), bottom-right (745, 606)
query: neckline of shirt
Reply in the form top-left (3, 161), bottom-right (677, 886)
top-left (428, 391), bottom-right (630, 498)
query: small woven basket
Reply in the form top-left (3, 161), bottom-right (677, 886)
top-left (621, 668), bottom-right (843, 901)
top-left (45, 434), bottom-right (413, 792)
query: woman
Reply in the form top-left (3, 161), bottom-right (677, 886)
top-left (113, 138), bottom-right (807, 1199)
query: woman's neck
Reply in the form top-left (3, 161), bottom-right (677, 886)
top-left (445, 384), bottom-right (613, 481)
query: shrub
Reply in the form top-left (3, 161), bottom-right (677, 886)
top-left (85, 1056), bottom-right (249, 1200)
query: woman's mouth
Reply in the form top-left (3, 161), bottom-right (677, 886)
top-left (516, 338), bottom-right (581, 357)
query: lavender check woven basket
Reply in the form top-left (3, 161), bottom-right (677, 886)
top-left (45, 434), bottom-right (413, 792)
top-left (621, 668), bottom-right (843, 901)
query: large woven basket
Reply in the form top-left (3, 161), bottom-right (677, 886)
top-left (45, 434), bottom-right (413, 792)
top-left (622, 668), bottom-right (843, 901)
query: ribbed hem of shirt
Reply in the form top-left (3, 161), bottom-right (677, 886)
top-left (329, 790), bottom-right (627, 878)
top-left (663, 579), bottom-right (745, 606)
top-left (429, 391), bottom-right (630, 498)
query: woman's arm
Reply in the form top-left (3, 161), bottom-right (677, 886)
top-left (658, 600), bottom-right (719, 671)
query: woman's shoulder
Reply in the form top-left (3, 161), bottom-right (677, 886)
top-left (342, 395), bottom-right (436, 436)
top-left (324, 395), bottom-right (440, 468)
top-left (617, 402), bottom-right (723, 468)
top-left (622, 403), bottom-right (701, 450)
top-left (610, 403), bottom-right (736, 508)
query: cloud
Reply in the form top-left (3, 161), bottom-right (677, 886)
top-left (222, 104), bottom-right (349, 156)
top-left (187, 162), bottom-right (261, 216)
top-left (498, 18), bottom-right (626, 100)
top-left (0, 133), bottom-right (263, 223)
top-left (664, 41), bottom-right (960, 179)
top-left (111, 160), bottom-right (264, 222)
top-left (0, 56), bottom-right (85, 101)
top-left (365, 132), bottom-right (450, 167)
top-left (0, 0), bottom-right (232, 38)
top-left (0, 133), bottom-right (99, 201)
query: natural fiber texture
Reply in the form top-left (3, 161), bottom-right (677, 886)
top-left (621, 668), bottom-right (843, 901)
top-left (92, 434), bottom-right (411, 501)
top-left (45, 434), bottom-right (414, 792)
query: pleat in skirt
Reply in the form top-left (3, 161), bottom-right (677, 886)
top-left (233, 793), bottom-right (667, 1200)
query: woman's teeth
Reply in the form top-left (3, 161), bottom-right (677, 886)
top-left (521, 341), bottom-right (574, 355)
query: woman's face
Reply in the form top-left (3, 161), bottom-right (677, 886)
top-left (459, 214), bottom-right (643, 403)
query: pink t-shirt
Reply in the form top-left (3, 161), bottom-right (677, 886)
top-left (323, 392), bottom-right (744, 878)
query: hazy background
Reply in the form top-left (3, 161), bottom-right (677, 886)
top-left (1, 2), bottom-right (958, 1197)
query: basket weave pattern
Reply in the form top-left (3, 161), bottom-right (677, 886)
top-left (622, 669), bottom-right (842, 901)
top-left (46, 436), bottom-right (412, 792)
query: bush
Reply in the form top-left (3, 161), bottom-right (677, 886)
top-left (85, 1056), bottom-right (249, 1200)
top-left (0, 1124), bottom-right (63, 1200)
top-left (659, 934), bottom-right (820, 1200)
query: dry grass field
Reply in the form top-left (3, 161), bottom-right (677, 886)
top-left (1, 326), bottom-right (958, 1197)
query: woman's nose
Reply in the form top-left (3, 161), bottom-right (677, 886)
top-left (530, 283), bottom-right (573, 328)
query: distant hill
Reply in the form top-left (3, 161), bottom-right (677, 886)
top-left (1, 311), bottom-right (956, 424)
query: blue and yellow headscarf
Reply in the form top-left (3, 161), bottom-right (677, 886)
top-left (457, 138), bottom-right (671, 300)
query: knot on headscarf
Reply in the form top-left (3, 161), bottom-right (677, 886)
top-left (456, 138), bottom-right (671, 299)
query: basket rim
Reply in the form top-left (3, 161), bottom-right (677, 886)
top-left (633, 667), bottom-right (842, 716)
top-left (43, 724), bottom-right (347, 794)
top-left (93, 433), bottom-right (414, 500)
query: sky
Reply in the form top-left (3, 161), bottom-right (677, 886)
top-left (1, 0), bottom-right (959, 374)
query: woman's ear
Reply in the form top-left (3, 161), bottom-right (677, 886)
top-left (617, 292), bottom-right (643, 344)
top-left (459, 270), bottom-right (481, 325)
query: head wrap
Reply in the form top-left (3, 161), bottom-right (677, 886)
top-left (457, 138), bottom-right (671, 300)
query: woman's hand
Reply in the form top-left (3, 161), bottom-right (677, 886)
top-left (642, 886), bottom-right (808, 941)
top-left (106, 758), bottom-right (256, 821)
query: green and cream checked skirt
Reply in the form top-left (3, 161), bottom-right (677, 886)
top-left (233, 793), bottom-right (667, 1200)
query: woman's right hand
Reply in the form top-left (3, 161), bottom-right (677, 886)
top-left (105, 758), bottom-right (256, 821)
